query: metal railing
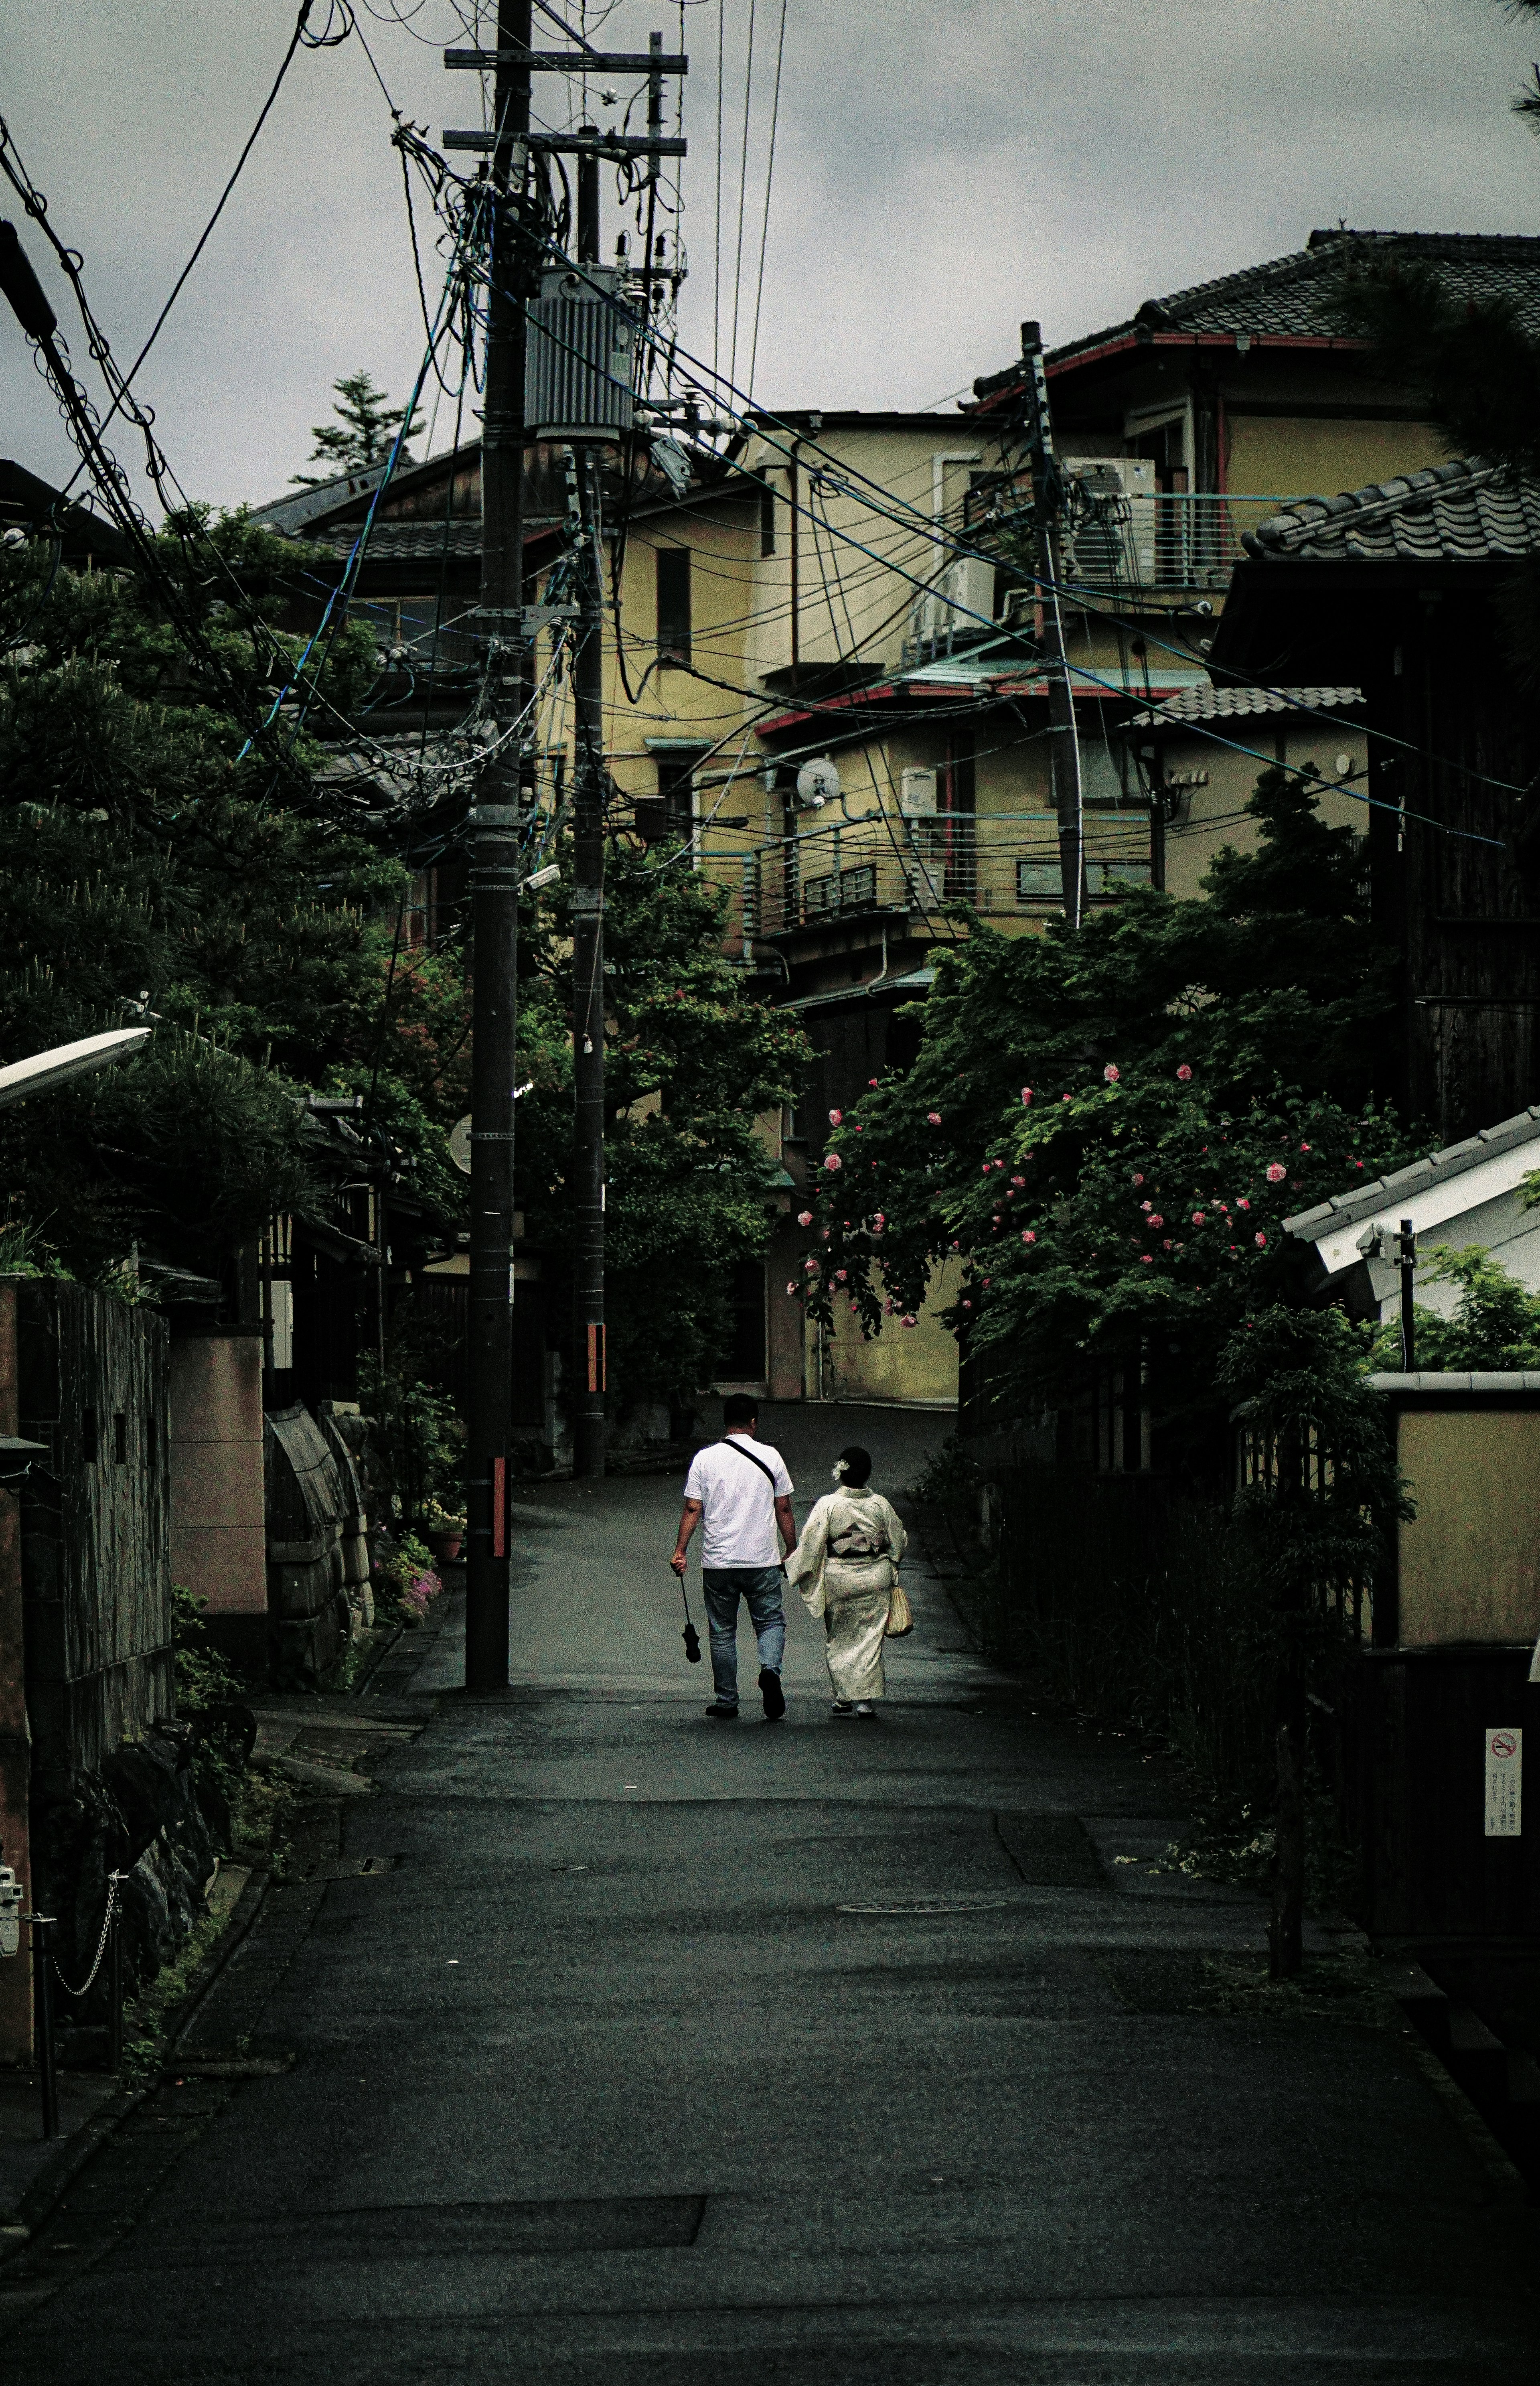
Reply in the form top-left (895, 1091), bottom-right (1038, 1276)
top-left (959, 485), bottom-right (1309, 600)
top-left (730, 810), bottom-right (1155, 940)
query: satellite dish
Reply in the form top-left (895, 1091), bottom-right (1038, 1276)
top-left (796, 755), bottom-right (841, 808)
top-left (448, 1115), bottom-right (472, 1175)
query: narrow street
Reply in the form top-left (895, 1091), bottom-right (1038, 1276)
top-left (5, 1407), bottom-right (1536, 2382)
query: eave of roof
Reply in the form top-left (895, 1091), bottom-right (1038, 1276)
top-left (1243, 457), bottom-right (1540, 564)
top-left (1284, 1102), bottom-right (1540, 1249)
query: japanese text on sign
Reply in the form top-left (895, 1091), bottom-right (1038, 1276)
top-left (1485, 1727), bottom-right (1522, 1838)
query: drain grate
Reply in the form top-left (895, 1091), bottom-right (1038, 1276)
top-left (280, 2194), bottom-right (706, 2260)
top-left (837, 1897), bottom-right (1016, 1917)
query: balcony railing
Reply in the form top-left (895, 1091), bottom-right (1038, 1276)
top-left (728, 811), bottom-right (1155, 942)
top-left (960, 485), bottom-right (1310, 599)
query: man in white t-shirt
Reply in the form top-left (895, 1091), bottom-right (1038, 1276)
top-left (671, 1395), bottom-right (797, 1721)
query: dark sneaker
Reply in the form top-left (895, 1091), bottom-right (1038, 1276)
top-left (830, 1699), bottom-right (854, 1716)
top-left (703, 1702), bottom-right (740, 1721)
top-left (760, 1667), bottom-right (786, 1721)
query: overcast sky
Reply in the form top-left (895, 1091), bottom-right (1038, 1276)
top-left (3, 0), bottom-right (1539, 512)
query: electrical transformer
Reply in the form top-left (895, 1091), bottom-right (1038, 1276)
top-left (524, 264), bottom-right (637, 441)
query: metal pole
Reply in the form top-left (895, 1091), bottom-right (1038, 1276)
top-left (463, 0), bottom-right (532, 1691)
top-left (107, 1863), bottom-right (123, 2074)
top-left (1019, 321), bottom-right (1083, 930)
top-left (28, 1913), bottom-right (58, 2138)
top-left (571, 432), bottom-right (608, 1481)
top-left (1399, 1217), bottom-right (1416, 1374)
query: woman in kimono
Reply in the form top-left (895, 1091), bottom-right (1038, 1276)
top-left (785, 1445), bottom-right (908, 1717)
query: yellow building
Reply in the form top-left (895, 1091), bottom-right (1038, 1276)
top-left (271, 229), bottom-right (1540, 1416)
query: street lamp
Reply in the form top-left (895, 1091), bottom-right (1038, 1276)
top-left (0, 1027), bottom-right (151, 1109)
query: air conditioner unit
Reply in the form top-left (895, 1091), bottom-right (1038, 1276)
top-left (916, 553), bottom-right (997, 646)
top-left (1061, 456), bottom-right (1157, 586)
top-left (525, 265), bottom-right (637, 440)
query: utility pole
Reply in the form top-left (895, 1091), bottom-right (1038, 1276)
top-left (571, 135), bottom-right (608, 1480)
top-left (445, 33), bottom-right (687, 1495)
top-left (460, 0), bottom-right (532, 1693)
top-left (1019, 321), bottom-right (1084, 930)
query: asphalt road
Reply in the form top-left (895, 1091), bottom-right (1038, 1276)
top-left (7, 1403), bottom-right (1537, 2382)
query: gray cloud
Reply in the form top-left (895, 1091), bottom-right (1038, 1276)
top-left (2, 0), bottom-right (1537, 512)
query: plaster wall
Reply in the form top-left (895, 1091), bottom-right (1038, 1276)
top-left (169, 1332), bottom-right (266, 1618)
top-left (1395, 1406), bottom-right (1540, 1645)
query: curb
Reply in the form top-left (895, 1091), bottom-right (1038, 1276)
top-left (0, 1863), bottom-right (272, 2241)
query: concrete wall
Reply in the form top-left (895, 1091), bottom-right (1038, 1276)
top-left (1394, 1404), bottom-right (1540, 1645)
top-left (818, 1255), bottom-right (960, 1408)
top-left (170, 1330), bottom-right (266, 1668)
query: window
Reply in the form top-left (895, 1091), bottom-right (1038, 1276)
top-left (1086, 860), bottom-right (1152, 898)
top-left (636, 752), bottom-right (703, 845)
top-left (760, 483), bottom-right (776, 558)
top-left (804, 863), bottom-right (877, 919)
top-left (1017, 859), bottom-right (1063, 905)
top-left (656, 546), bottom-right (691, 663)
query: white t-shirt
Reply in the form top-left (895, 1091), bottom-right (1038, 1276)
top-left (684, 1434), bottom-right (794, 1567)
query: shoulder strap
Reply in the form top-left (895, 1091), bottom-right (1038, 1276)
top-left (715, 1437), bottom-right (778, 1488)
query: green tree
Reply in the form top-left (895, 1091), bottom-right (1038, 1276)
top-left (1372, 1242), bottom-right (1540, 1371)
top-left (291, 369), bottom-right (425, 487)
top-left (0, 517), bottom-right (466, 1281)
top-left (515, 842), bottom-right (812, 1418)
top-left (795, 771), bottom-right (1420, 1465)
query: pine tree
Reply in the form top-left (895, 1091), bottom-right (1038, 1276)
top-left (290, 369), bottom-right (425, 488)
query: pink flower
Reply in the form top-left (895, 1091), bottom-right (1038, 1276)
top-left (1141, 1254), bottom-right (1153, 1264)
top-left (1011, 1175), bottom-right (1026, 1187)
top-left (855, 1124), bottom-right (864, 1133)
top-left (960, 1300), bottom-right (973, 1311)
top-left (786, 1282), bottom-right (796, 1295)
top-left (1254, 1232), bottom-right (1267, 1248)
top-left (821, 1227), bottom-right (831, 1241)
top-left (1021, 1230), bottom-right (1036, 1244)
top-left (982, 1277), bottom-right (992, 1287)
top-left (1021, 1087), bottom-right (1033, 1106)
top-left (829, 1109), bottom-right (842, 1125)
top-left (926, 1111), bottom-right (942, 1124)
top-left (796, 1209), bottom-right (813, 1227)
top-left (824, 1153), bottom-right (843, 1172)
top-left (1192, 1212), bottom-right (1205, 1225)
top-left (1162, 1238), bottom-right (1173, 1250)
top-left (868, 1078), bottom-right (878, 1088)
top-left (1104, 1063), bottom-right (1120, 1083)
top-left (1352, 1158), bottom-right (1364, 1171)
top-left (1176, 1064), bottom-right (1193, 1082)
top-left (1300, 1142), bottom-right (1311, 1152)
top-left (982, 1164), bottom-right (993, 1177)
top-left (803, 1258), bottom-right (819, 1274)
top-left (1062, 1094), bottom-right (1072, 1105)
top-left (883, 1297), bottom-right (895, 1315)
top-left (991, 1215), bottom-right (1001, 1227)
top-left (875, 1212), bottom-right (886, 1224)
top-left (901, 1314), bottom-right (918, 1329)
top-left (1266, 1163), bottom-right (1286, 1183)
top-left (835, 1268), bottom-right (847, 1282)
top-left (1133, 1174), bottom-right (1144, 1186)
top-left (1236, 1199), bottom-right (1250, 1211)
top-left (1141, 1200), bottom-right (1152, 1212)
top-left (1148, 1213), bottom-right (1163, 1229)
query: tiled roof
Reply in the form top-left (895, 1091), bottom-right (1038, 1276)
top-left (311, 519), bottom-right (484, 561)
top-left (973, 229), bottom-right (1540, 399)
top-left (1284, 1102), bottom-right (1540, 1241)
top-left (1241, 459), bottom-right (1540, 562)
top-left (1129, 684), bottom-right (1363, 728)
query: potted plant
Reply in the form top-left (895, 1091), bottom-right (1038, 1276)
top-left (421, 1497), bottom-right (466, 1566)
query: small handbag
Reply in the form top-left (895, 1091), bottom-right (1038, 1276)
top-left (885, 1578), bottom-right (914, 1638)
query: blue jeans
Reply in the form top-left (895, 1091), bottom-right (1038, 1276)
top-left (701, 1567), bottom-right (785, 1708)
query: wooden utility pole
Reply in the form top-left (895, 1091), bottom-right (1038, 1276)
top-left (461, 0), bottom-right (531, 1692)
top-left (1018, 321), bottom-right (1084, 930)
top-left (570, 137), bottom-right (607, 1479)
top-left (446, 33), bottom-right (687, 1495)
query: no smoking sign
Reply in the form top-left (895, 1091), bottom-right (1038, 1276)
top-left (1485, 1727), bottom-right (1523, 1838)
